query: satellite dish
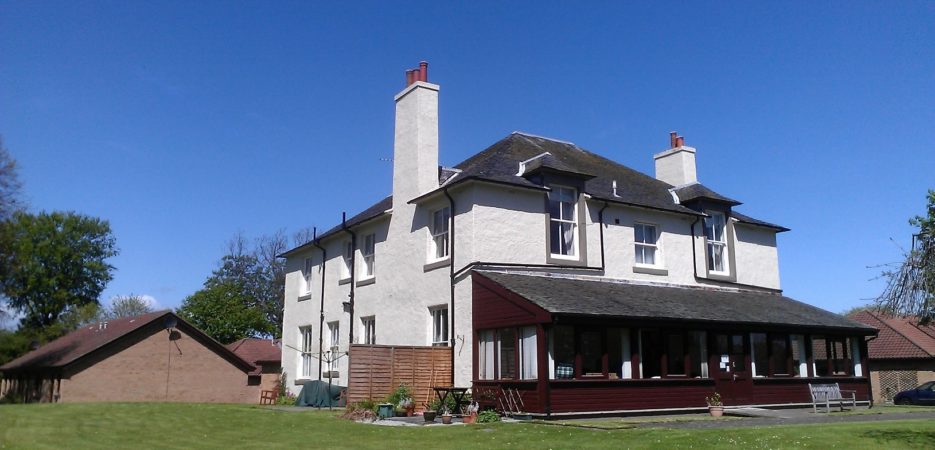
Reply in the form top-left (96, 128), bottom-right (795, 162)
top-left (163, 315), bottom-right (178, 330)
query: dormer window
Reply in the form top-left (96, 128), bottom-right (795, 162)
top-left (705, 212), bottom-right (728, 274)
top-left (549, 186), bottom-right (578, 257)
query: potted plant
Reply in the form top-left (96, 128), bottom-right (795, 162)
top-left (440, 406), bottom-right (452, 425)
top-left (706, 392), bottom-right (724, 417)
top-left (462, 401), bottom-right (479, 424)
top-left (398, 397), bottom-right (414, 417)
top-left (423, 398), bottom-right (441, 422)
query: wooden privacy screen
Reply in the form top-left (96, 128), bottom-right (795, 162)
top-left (347, 344), bottom-right (453, 411)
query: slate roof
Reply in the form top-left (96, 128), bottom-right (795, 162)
top-left (732, 212), bottom-right (791, 232)
top-left (476, 270), bottom-right (876, 333)
top-left (281, 131), bottom-right (787, 256)
top-left (672, 182), bottom-right (741, 206)
top-left (849, 310), bottom-right (935, 359)
top-left (0, 311), bottom-right (254, 374)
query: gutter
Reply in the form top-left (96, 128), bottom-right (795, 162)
top-left (453, 261), bottom-right (604, 281)
top-left (341, 213), bottom-right (357, 358)
top-left (443, 186), bottom-right (456, 381)
top-left (311, 227), bottom-right (327, 382)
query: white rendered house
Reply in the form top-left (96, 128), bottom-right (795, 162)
top-left (279, 63), bottom-right (875, 414)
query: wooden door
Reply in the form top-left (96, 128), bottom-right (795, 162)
top-left (711, 332), bottom-right (753, 405)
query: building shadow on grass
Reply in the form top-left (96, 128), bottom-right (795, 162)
top-left (860, 430), bottom-right (935, 448)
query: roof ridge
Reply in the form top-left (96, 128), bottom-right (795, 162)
top-left (512, 131), bottom-right (576, 147)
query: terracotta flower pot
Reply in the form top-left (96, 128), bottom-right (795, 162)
top-left (463, 413), bottom-right (477, 424)
top-left (709, 406), bottom-right (724, 417)
top-left (441, 414), bottom-right (452, 424)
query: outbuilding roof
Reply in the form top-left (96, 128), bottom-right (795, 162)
top-left (0, 311), bottom-right (255, 374)
top-left (475, 270), bottom-right (876, 334)
top-left (849, 310), bottom-right (935, 359)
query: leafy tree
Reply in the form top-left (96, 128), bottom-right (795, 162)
top-left (875, 189), bottom-right (935, 322)
top-left (0, 211), bottom-right (117, 330)
top-left (106, 294), bottom-right (154, 319)
top-left (177, 281), bottom-right (272, 344)
top-left (0, 137), bottom-right (24, 222)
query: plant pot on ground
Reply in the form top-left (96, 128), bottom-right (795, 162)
top-left (441, 413), bottom-right (452, 425)
top-left (705, 392), bottom-right (724, 417)
top-left (422, 411), bottom-right (437, 422)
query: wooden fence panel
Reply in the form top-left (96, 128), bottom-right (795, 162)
top-left (347, 344), bottom-right (452, 411)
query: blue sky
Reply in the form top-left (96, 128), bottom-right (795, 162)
top-left (1, 1), bottom-right (933, 320)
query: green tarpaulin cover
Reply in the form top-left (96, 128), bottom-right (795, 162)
top-left (294, 380), bottom-right (346, 407)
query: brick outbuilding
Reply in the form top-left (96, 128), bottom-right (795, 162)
top-left (0, 311), bottom-right (264, 403)
top-left (849, 310), bottom-right (935, 404)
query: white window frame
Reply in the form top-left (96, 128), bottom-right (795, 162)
top-left (634, 222), bottom-right (660, 267)
top-left (429, 207), bottom-right (450, 261)
top-left (299, 325), bottom-right (314, 379)
top-left (704, 212), bottom-right (729, 274)
top-left (303, 257), bottom-right (314, 294)
top-left (478, 330), bottom-right (495, 380)
top-left (519, 326), bottom-right (538, 380)
top-left (361, 234), bottom-right (375, 279)
top-left (341, 240), bottom-right (353, 280)
top-left (430, 306), bottom-right (449, 347)
top-left (548, 185), bottom-right (578, 258)
top-left (361, 316), bottom-right (376, 345)
top-left (327, 321), bottom-right (340, 355)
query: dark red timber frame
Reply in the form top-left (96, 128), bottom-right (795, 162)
top-left (471, 272), bottom-right (873, 415)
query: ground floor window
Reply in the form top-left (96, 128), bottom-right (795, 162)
top-left (478, 330), bottom-right (494, 380)
top-left (431, 307), bottom-right (448, 346)
top-left (299, 325), bottom-right (313, 378)
top-left (361, 316), bottom-right (375, 345)
top-left (811, 335), bottom-right (853, 377)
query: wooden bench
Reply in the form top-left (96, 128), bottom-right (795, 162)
top-left (260, 389), bottom-right (277, 405)
top-left (808, 383), bottom-right (856, 413)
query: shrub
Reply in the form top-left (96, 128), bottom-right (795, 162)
top-left (477, 410), bottom-right (500, 423)
top-left (386, 384), bottom-right (413, 408)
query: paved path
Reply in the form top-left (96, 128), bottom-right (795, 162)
top-left (637, 410), bottom-right (935, 429)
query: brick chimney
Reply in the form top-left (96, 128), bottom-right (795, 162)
top-left (653, 131), bottom-right (697, 186)
top-left (393, 61), bottom-right (439, 209)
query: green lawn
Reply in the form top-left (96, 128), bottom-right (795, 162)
top-left (1, 403), bottom-right (935, 449)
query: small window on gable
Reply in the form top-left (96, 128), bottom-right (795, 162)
top-left (549, 185), bottom-right (578, 257)
top-left (303, 257), bottom-right (314, 294)
top-left (704, 211), bottom-right (729, 274)
top-left (342, 241), bottom-right (353, 279)
top-left (362, 234), bottom-right (375, 278)
top-left (634, 223), bottom-right (659, 266)
top-left (430, 207), bottom-right (450, 261)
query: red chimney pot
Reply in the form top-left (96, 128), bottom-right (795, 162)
top-left (419, 61), bottom-right (428, 82)
top-left (406, 70), bottom-right (415, 86)
top-left (676, 136), bottom-right (685, 147)
top-left (670, 131), bottom-right (678, 148)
